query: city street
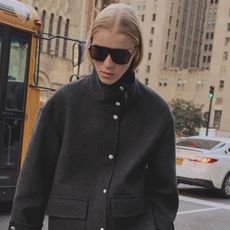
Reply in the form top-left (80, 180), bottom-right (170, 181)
top-left (1, 184), bottom-right (230, 230)
top-left (175, 185), bottom-right (230, 230)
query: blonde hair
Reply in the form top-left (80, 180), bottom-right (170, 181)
top-left (86, 3), bottom-right (143, 70)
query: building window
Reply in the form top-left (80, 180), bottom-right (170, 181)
top-left (173, 45), bottom-right (176, 52)
top-left (164, 55), bottom-right (167, 63)
top-left (227, 23), bottom-right (230, 31)
top-left (62, 18), bottom-right (70, 58)
top-left (159, 79), bottom-right (168, 86)
top-left (145, 78), bottom-right (149, 85)
top-left (207, 56), bottom-right (211, 63)
top-left (196, 80), bottom-right (206, 88)
top-left (146, 65), bottom-right (150, 73)
top-left (168, 29), bottom-right (171, 37)
top-left (204, 44), bottom-right (208, 51)
top-left (225, 37), bottom-right (230, 46)
top-left (169, 16), bottom-right (172, 24)
top-left (203, 56), bottom-right (206, 63)
top-left (151, 26), bottom-right (154, 34)
top-left (41, 10), bottom-right (46, 32)
top-left (55, 16), bottom-right (62, 57)
top-left (152, 14), bottom-right (156, 21)
top-left (210, 32), bottom-right (214, 39)
top-left (219, 80), bottom-right (224, 89)
top-left (176, 79), bottom-right (186, 87)
top-left (47, 13), bottom-right (54, 54)
top-left (148, 52), bottom-right (152, 60)
top-left (141, 14), bottom-right (145, 22)
top-left (176, 20), bottom-right (179, 27)
top-left (213, 110), bottom-right (222, 129)
top-left (178, 6), bottom-right (181, 15)
top-left (175, 32), bottom-right (177, 40)
top-left (206, 33), bottom-right (209, 39)
top-left (209, 44), bottom-right (212, 51)
top-left (149, 39), bottom-right (153, 47)
top-left (223, 51), bottom-right (228, 60)
top-left (210, 0), bottom-right (213, 4)
top-left (220, 65), bottom-right (226, 75)
top-left (209, 9), bottom-right (213, 17)
top-left (40, 10), bottom-right (46, 50)
top-left (215, 0), bottom-right (218, 3)
top-left (166, 41), bottom-right (169, 50)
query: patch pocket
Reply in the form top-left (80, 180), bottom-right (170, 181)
top-left (111, 194), bottom-right (147, 217)
top-left (45, 196), bottom-right (88, 230)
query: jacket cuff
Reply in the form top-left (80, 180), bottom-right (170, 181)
top-left (8, 221), bottom-right (42, 230)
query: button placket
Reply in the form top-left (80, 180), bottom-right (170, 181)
top-left (119, 85), bottom-right (124, 91)
top-left (113, 114), bottom-right (118, 120)
top-left (108, 154), bottom-right (114, 160)
top-left (115, 101), bottom-right (120, 106)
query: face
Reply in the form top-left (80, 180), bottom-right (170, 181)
top-left (90, 29), bottom-right (136, 85)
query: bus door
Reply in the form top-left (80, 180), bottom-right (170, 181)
top-left (0, 25), bottom-right (31, 201)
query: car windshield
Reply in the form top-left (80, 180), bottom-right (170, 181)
top-left (176, 138), bottom-right (221, 150)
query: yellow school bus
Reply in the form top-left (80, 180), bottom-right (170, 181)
top-left (0, 0), bottom-right (41, 201)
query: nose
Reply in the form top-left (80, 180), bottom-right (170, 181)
top-left (103, 54), bottom-right (115, 67)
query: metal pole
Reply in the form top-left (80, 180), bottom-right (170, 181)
top-left (206, 96), bottom-right (213, 136)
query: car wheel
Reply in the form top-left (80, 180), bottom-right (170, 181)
top-left (220, 173), bottom-right (230, 198)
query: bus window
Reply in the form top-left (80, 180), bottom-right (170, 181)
top-left (0, 119), bottom-right (22, 167)
top-left (5, 37), bottom-right (29, 111)
top-left (0, 0), bottom-right (41, 202)
top-left (0, 35), bottom-right (2, 63)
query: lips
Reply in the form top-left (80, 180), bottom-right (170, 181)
top-left (100, 71), bottom-right (114, 78)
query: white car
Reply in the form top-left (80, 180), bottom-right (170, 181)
top-left (176, 136), bottom-right (230, 198)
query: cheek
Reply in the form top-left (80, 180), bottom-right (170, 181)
top-left (93, 60), bottom-right (101, 70)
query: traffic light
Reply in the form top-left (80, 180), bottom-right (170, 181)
top-left (208, 86), bottom-right (214, 99)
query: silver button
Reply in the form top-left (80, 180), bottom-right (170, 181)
top-left (113, 115), bottom-right (118, 120)
top-left (108, 154), bottom-right (114, 160)
top-left (119, 86), bottom-right (124, 91)
top-left (100, 228), bottom-right (105, 230)
top-left (115, 101), bottom-right (120, 106)
top-left (10, 226), bottom-right (16, 230)
top-left (103, 189), bottom-right (107, 194)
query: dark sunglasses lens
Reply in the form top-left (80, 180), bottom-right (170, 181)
top-left (89, 46), bottom-right (108, 61)
top-left (110, 49), bottom-right (131, 64)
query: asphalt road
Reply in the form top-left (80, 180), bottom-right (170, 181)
top-left (1, 184), bottom-right (230, 230)
top-left (175, 184), bottom-right (230, 230)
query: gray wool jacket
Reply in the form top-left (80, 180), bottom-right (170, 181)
top-left (9, 69), bottom-right (178, 230)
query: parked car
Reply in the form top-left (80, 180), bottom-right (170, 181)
top-left (176, 136), bottom-right (230, 198)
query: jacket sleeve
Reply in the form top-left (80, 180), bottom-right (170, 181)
top-left (8, 102), bottom-right (62, 230)
top-left (146, 116), bottom-right (179, 230)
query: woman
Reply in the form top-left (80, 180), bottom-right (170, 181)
top-left (9, 3), bottom-right (178, 230)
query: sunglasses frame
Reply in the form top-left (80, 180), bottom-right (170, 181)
top-left (89, 44), bottom-right (135, 65)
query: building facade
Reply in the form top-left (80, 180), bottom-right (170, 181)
top-left (21, 0), bottom-right (230, 133)
top-left (20, 0), bottom-right (117, 102)
top-left (121, 0), bottom-right (230, 133)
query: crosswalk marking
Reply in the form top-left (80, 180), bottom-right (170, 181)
top-left (178, 195), bottom-right (230, 215)
top-left (178, 207), bottom-right (222, 215)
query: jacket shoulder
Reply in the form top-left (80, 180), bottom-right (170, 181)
top-left (138, 81), bottom-right (170, 109)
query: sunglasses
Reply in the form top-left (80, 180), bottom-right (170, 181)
top-left (89, 44), bottom-right (135, 65)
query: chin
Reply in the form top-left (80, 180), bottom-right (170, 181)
top-left (100, 78), bottom-right (115, 85)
